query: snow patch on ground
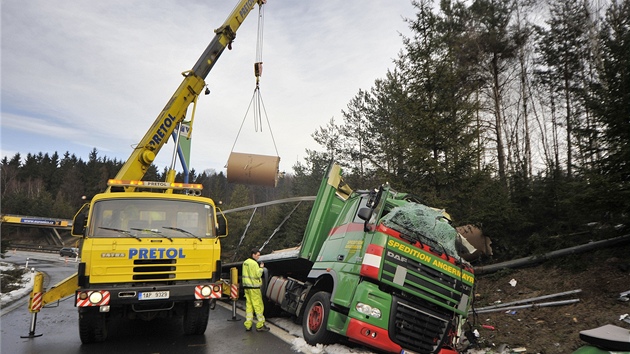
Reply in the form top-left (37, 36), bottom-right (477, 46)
top-left (268, 317), bottom-right (377, 354)
top-left (290, 338), bottom-right (372, 354)
top-left (0, 262), bottom-right (34, 307)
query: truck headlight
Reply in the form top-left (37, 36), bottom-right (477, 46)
top-left (356, 302), bottom-right (382, 318)
top-left (200, 285), bottom-right (212, 297)
top-left (89, 291), bottom-right (103, 304)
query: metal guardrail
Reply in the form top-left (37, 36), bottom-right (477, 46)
top-left (222, 196), bottom-right (316, 214)
top-left (6, 244), bottom-right (60, 254)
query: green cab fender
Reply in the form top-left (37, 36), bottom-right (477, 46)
top-left (306, 268), bottom-right (338, 296)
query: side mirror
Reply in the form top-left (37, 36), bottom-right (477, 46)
top-left (216, 209), bottom-right (228, 237)
top-left (358, 207), bottom-right (374, 233)
top-left (71, 203), bottom-right (90, 237)
top-left (358, 207), bottom-right (372, 221)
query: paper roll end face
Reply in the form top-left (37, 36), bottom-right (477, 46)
top-left (226, 152), bottom-right (281, 187)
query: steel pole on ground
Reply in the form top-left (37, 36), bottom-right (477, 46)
top-left (21, 313), bottom-right (43, 339)
top-left (473, 289), bottom-right (582, 312)
top-left (472, 299), bottom-right (580, 314)
top-left (231, 298), bottom-right (239, 320)
top-left (474, 234), bottom-right (630, 275)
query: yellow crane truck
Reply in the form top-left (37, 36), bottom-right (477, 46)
top-left (25, 0), bottom-right (266, 343)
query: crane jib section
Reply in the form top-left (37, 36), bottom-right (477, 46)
top-left (148, 114), bottom-right (177, 148)
top-left (239, 0), bottom-right (260, 19)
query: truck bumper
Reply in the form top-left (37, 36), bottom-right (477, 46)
top-left (346, 318), bottom-right (402, 353)
top-left (75, 282), bottom-right (222, 308)
top-left (346, 319), bottom-right (458, 354)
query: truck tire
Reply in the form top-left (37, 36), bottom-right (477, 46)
top-left (302, 291), bottom-right (338, 345)
top-left (79, 308), bottom-right (107, 343)
top-left (183, 301), bottom-right (210, 335)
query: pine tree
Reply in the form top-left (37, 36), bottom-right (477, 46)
top-left (535, 0), bottom-right (591, 178)
top-left (587, 0), bottom-right (630, 215)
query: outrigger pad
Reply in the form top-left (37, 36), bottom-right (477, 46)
top-left (579, 324), bottom-right (630, 351)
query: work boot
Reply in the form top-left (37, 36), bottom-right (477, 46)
top-left (245, 327), bottom-right (252, 332)
top-left (256, 325), bottom-right (270, 332)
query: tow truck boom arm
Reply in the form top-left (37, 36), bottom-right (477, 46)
top-left (110, 0), bottom-right (265, 187)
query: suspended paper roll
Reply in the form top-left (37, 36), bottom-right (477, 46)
top-left (226, 152), bottom-right (280, 187)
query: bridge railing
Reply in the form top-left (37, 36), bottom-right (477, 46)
top-left (5, 243), bottom-right (60, 254)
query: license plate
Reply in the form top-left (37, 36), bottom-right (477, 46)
top-left (138, 291), bottom-right (169, 300)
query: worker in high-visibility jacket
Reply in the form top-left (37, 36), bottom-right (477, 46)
top-left (242, 248), bottom-right (270, 332)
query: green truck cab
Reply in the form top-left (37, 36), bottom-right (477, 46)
top-left (254, 163), bottom-right (475, 354)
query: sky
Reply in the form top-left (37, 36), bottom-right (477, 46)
top-left (1, 1), bottom-right (415, 176)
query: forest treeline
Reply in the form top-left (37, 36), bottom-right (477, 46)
top-left (2, 0), bottom-right (629, 262)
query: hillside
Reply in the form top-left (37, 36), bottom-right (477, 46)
top-left (468, 241), bottom-right (630, 353)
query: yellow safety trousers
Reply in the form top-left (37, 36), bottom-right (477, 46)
top-left (244, 288), bottom-right (265, 329)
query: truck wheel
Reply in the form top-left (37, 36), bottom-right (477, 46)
top-left (183, 301), bottom-right (210, 335)
top-left (79, 308), bottom-right (107, 343)
top-left (302, 291), bottom-right (337, 345)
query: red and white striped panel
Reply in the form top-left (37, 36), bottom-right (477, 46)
top-left (194, 285), bottom-right (205, 299)
top-left (31, 292), bottom-right (43, 311)
top-left (76, 291), bottom-right (110, 307)
top-left (194, 285), bottom-right (222, 299)
top-left (230, 284), bottom-right (238, 299)
top-left (360, 244), bottom-right (384, 280)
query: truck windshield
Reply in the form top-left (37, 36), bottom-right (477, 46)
top-left (380, 203), bottom-right (459, 257)
top-left (88, 198), bottom-right (215, 239)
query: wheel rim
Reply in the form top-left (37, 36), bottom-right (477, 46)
top-left (307, 301), bottom-right (324, 333)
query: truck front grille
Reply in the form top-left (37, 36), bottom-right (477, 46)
top-left (132, 259), bottom-right (176, 281)
top-left (389, 296), bottom-right (451, 354)
top-left (382, 247), bottom-right (471, 313)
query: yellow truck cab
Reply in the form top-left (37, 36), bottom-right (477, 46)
top-left (70, 180), bottom-right (228, 342)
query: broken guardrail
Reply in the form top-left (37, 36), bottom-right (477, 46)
top-left (471, 289), bottom-right (582, 314)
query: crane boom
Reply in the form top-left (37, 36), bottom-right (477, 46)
top-left (110, 0), bottom-right (265, 188)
